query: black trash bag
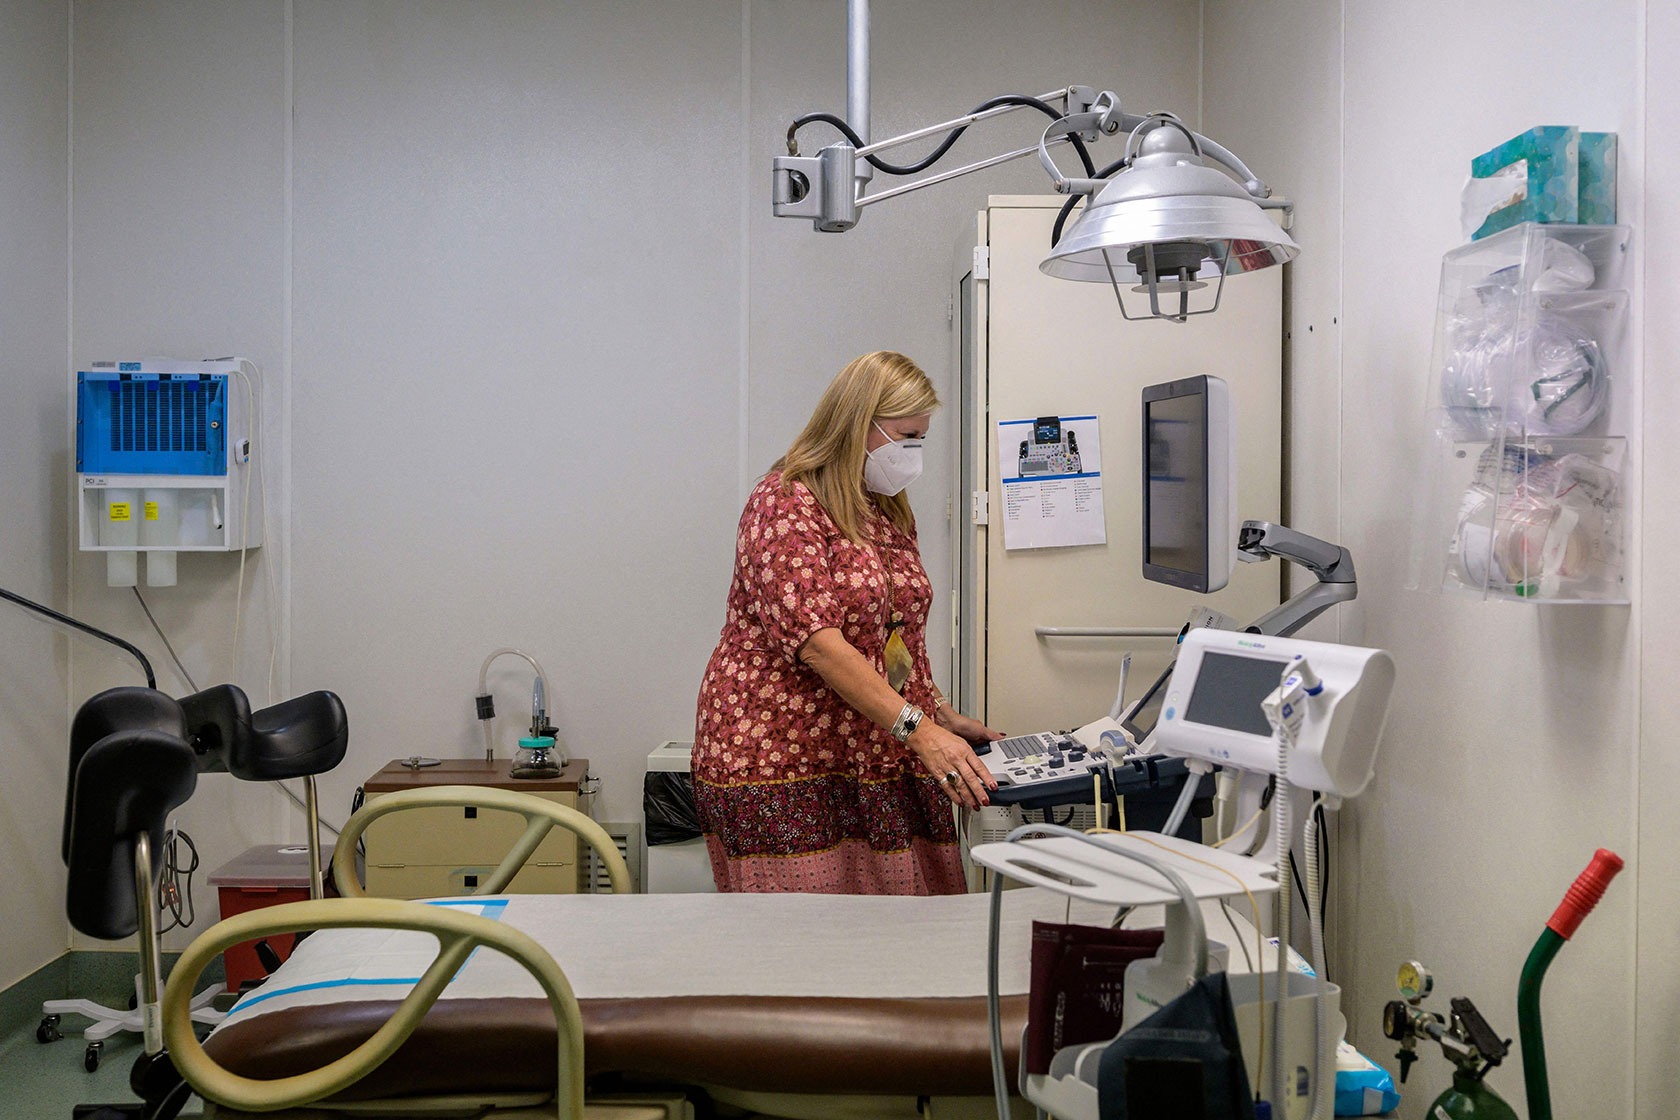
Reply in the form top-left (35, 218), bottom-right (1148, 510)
top-left (643, 771), bottom-right (704, 845)
top-left (1096, 970), bottom-right (1256, 1120)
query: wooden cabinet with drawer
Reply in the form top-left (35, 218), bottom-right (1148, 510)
top-left (361, 758), bottom-right (589, 898)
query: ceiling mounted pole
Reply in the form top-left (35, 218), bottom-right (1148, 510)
top-left (847, 0), bottom-right (873, 187)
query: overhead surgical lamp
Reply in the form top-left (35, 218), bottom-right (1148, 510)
top-left (770, 0), bottom-right (1297, 322)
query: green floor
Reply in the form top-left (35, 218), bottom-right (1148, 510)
top-left (0, 951), bottom-right (222, 1118)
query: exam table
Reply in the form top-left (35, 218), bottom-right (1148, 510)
top-left (160, 786), bottom-right (1125, 1119)
top-left (184, 890), bottom-right (1120, 1118)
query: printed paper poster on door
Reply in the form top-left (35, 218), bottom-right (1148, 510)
top-left (997, 414), bottom-right (1105, 550)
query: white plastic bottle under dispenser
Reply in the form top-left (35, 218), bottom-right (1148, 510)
top-left (139, 488), bottom-right (180, 587)
top-left (101, 488), bottom-right (139, 587)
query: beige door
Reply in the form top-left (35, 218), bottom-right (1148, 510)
top-left (976, 197), bottom-right (1283, 735)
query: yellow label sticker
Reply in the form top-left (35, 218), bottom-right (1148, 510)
top-left (144, 501), bottom-right (159, 520)
top-left (108, 503), bottom-right (131, 522)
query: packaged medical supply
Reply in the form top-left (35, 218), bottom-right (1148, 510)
top-left (1463, 127), bottom-right (1619, 241)
top-left (1334, 1041), bottom-right (1400, 1117)
top-left (1578, 132), bottom-right (1618, 225)
top-left (1468, 126), bottom-right (1579, 240)
top-left (1451, 446), bottom-right (1620, 599)
top-left (1439, 283), bottom-right (1609, 439)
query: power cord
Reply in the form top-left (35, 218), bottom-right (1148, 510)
top-left (133, 588), bottom-right (199, 692)
top-left (158, 826), bottom-right (199, 933)
top-left (0, 585), bottom-right (155, 687)
top-left (788, 94), bottom-right (1097, 178)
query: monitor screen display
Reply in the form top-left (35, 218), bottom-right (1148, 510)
top-left (1144, 391), bottom-right (1208, 580)
top-left (1182, 652), bottom-right (1289, 737)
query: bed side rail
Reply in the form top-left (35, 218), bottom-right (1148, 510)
top-left (332, 784), bottom-right (632, 897)
top-left (160, 897), bottom-right (585, 1117)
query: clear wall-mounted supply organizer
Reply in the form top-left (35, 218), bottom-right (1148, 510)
top-left (1407, 223), bottom-right (1631, 604)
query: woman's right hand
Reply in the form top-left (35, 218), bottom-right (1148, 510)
top-left (906, 720), bottom-right (997, 810)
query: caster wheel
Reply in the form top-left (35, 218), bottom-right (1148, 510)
top-left (84, 1041), bottom-right (102, 1072)
top-left (36, 1015), bottom-right (62, 1043)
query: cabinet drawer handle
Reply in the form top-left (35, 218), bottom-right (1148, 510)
top-left (464, 807), bottom-right (477, 819)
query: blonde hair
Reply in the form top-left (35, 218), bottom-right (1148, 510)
top-left (772, 350), bottom-right (939, 541)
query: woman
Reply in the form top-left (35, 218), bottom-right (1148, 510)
top-left (693, 350), bottom-right (1002, 894)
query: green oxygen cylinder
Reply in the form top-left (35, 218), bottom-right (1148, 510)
top-left (1428, 1070), bottom-right (1520, 1120)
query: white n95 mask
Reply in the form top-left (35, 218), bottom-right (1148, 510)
top-left (864, 421), bottom-right (924, 496)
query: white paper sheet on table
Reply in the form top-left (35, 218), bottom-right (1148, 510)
top-left (997, 415), bottom-right (1106, 550)
top-left (210, 889), bottom-right (1119, 1032)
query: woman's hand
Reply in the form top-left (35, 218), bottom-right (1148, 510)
top-left (906, 720), bottom-right (997, 810)
top-left (934, 706), bottom-right (1005, 747)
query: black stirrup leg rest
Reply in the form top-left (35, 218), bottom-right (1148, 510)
top-left (178, 685), bottom-right (348, 780)
top-left (177, 684), bottom-right (250, 773)
top-left (242, 691), bottom-right (349, 781)
top-left (65, 730), bottom-right (198, 941)
top-left (64, 689), bottom-right (187, 865)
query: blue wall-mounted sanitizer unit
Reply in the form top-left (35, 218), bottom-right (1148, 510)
top-left (76, 370), bottom-right (229, 477)
top-left (76, 358), bottom-right (261, 589)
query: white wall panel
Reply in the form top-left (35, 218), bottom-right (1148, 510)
top-left (288, 1), bottom-right (746, 827)
top-left (1637, 4), bottom-right (1678, 1117)
top-left (0, 0), bottom-right (72, 988)
top-left (1206, 2), bottom-right (1646, 1115)
top-left (69, 0), bottom-right (291, 947)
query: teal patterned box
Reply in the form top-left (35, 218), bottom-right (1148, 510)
top-left (1579, 132), bottom-right (1617, 225)
top-left (1470, 126), bottom-right (1578, 240)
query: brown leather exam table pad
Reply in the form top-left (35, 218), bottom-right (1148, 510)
top-left (199, 891), bottom-right (1113, 1099)
top-left (206, 993), bottom-right (1030, 1098)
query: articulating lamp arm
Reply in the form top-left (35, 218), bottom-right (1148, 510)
top-left (775, 87), bottom-right (1110, 232)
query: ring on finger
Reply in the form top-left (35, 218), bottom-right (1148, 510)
top-left (944, 770), bottom-right (960, 786)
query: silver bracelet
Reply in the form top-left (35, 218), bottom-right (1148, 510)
top-left (890, 703), bottom-right (924, 743)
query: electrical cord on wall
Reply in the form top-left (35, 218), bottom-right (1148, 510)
top-left (230, 367), bottom-right (255, 689)
top-left (0, 585), bottom-right (155, 687)
top-left (227, 362), bottom-right (280, 707)
top-left (235, 360), bottom-right (281, 706)
top-left (133, 588), bottom-right (199, 692)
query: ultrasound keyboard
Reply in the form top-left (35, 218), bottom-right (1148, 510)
top-left (976, 719), bottom-right (1123, 806)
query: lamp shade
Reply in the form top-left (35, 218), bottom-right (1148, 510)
top-left (1041, 132), bottom-right (1298, 284)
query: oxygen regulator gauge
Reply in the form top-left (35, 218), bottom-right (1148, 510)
top-left (1397, 960), bottom-right (1433, 1003)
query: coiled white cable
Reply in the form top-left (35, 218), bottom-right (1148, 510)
top-left (1271, 721), bottom-right (1292, 1108)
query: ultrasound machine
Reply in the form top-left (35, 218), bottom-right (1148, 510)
top-left (981, 375), bottom-right (1358, 822)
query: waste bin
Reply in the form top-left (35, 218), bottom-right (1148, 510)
top-left (208, 845), bottom-right (313, 991)
top-left (643, 742), bottom-right (715, 893)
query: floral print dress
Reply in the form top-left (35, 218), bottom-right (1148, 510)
top-left (692, 472), bottom-right (964, 894)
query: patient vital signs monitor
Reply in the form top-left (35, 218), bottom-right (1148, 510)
top-left (1155, 628), bottom-right (1396, 798)
top-left (1141, 375), bottom-right (1236, 594)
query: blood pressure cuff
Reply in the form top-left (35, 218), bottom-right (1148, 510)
top-left (1024, 922), bottom-right (1164, 1075)
top-left (1096, 970), bottom-right (1255, 1120)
